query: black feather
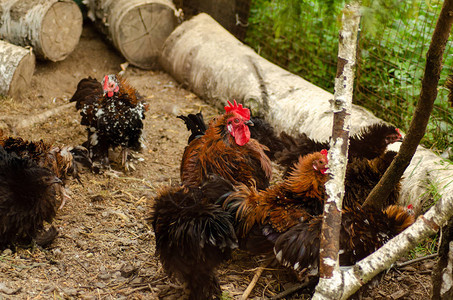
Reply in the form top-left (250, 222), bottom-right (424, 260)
top-left (177, 112), bottom-right (208, 144)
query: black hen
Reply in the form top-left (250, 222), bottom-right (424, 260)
top-left (70, 74), bottom-right (148, 172)
top-left (0, 146), bottom-right (60, 249)
top-left (274, 205), bottom-right (414, 274)
top-left (249, 116), bottom-right (286, 160)
top-left (150, 176), bottom-right (237, 300)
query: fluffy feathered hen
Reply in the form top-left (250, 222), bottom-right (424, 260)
top-left (274, 205), bottom-right (415, 274)
top-left (344, 151), bottom-right (401, 208)
top-left (223, 151), bottom-right (329, 254)
top-left (70, 74), bottom-right (148, 172)
top-left (179, 101), bottom-right (272, 190)
top-left (150, 175), bottom-right (237, 300)
top-left (276, 123), bottom-right (402, 176)
top-left (0, 134), bottom-right (90, 209)
top-left (0, 146), bottom-right (60, 249)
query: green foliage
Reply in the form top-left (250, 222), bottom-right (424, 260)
top-left (245, 0), bottom-right (452, 159)
top-left (408, 234), bottom-right (438, 259)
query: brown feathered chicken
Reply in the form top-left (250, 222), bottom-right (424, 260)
top-left (223, 150), bottom-right (329, 254)
top-left (70, 74), bottom-right (148, 172)
top-left (0, 146), bottom-right (61, 249)
top-left (275, 123), bottom-right (402, 176)
top-left (150, 175), bottom-right (237, 300)
top-left (0, 134), bottom-right (90, 209)
top-left (273, 204), bottom-right (414, 274)
top-left (179, 100), bottom-right (272, 190)
top-left (344, 151), bottom-right (401, 208)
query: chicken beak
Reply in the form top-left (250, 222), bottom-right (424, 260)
top-left (245, 120), bottom-right (254, 126)
top-left (51, 177), bottom-right (63, 185)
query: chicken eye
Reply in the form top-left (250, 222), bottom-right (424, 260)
top-left (234, 118), bottom-right (240, 124)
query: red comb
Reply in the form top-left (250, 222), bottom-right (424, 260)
top-left (224, 100), bottom-right (250, 120)
top-left (407, 204), bottom-right (413, 210)
top-left (320, 149), bottom-right (328, 157)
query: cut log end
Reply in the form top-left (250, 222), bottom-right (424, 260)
top-left (9, 51), bottom-right (35, 98)
top-left (40, 1), bottom-right (83, 62)
top-left (115, 3), bottom-right (177, 69)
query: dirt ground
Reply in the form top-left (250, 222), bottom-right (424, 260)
top-left (0, 23), bottom-right (435, 299)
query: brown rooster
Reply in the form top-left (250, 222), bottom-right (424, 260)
top-left (179, 100), bottom-right (272, 190)
top-left (273, 204), bottom-right (415, 274)
top-left (150, 175), bottom-right (237, 300)
top-left (70, 74), bottom-right (148, 172)
top-left (223, 150), bottom-right (329, 254)
top-left (0, 146), bottom-right (61, 249)
top-left (0, 134), bottom-right (90, 209)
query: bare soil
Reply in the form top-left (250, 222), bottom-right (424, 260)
top-left (0, 23), bottom-right (434, 300)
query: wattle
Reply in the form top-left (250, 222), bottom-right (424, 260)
top-left (233, 124), bottom-right (250, 146)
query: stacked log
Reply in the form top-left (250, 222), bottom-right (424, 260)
top-left (0, 40), bottom-right (35, 98)
top-left (159, 13), bottom-right (453, 211)
top-left (0, 0), bottom-right (83, 62)
top-left (85, 0), bottom-right (179, 69)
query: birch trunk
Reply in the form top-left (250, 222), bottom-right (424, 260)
top-left (0, 0), bottom-right (83, 62)
top-left (314, 3), bottom-right (360, 299)
top-left (159, 12), bottom-right (453, 212)
top-left (0, 40), bottom-right (35, 98)
top-left (85, 0), bottom-right (178, 69)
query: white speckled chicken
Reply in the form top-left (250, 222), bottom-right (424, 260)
top-left (70, 74), bottom-right (148, 172)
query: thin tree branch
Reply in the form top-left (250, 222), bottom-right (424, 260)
top-left (313, 3), bottom-right (361, 299)
top-left (363, 0), bottom-right (453, 209)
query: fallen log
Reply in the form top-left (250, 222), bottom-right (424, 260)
top-left (0, 40), bottom-right (35, 98)
top-left (159, 13), bottom-right (453, 211)
top-left (85, 0), bottom-right (179, 69)
top-left (0, 0), bottom-right (83, 62)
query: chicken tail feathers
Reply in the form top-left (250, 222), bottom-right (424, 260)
top-left (150, 182), bottom-right (237, 299)
top-left (69, 77), bottom-right (103, 110)
top-left (177, 112), bottom-right (207, 144)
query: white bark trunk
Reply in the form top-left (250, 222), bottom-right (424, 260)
top-left (159, 12), bottom-right (453, 212)
top-left (85, 0), bottom-right (179, 69)
top-left (0, 0), bottom-right (83, 62)
top-left (314, 3), bottom-right (360, 299)
top-left (0, 40), bottom-right (35, 98)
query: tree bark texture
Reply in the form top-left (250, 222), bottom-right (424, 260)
top-left (159, 12), bottom-right (453, 213)
top-left (0, 0), bottom-right (83, 62)
top-left (314, 4), bottom-right (360, 299)
top-left (432, 218), bottom-right (453, 300)
top-left (363, 0), bottom-right (453, 210)
top-left (85, 0), bottom-right (178, 69)
top-left (0, 40), bottom-right (35, 98)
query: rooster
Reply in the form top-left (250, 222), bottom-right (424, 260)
top-left (275, 123), bottom-right (402, 176)
top-left (0, 134), bottom-right (91, 209)
top-left (273, 204), bottom-right (415, 274)
top-left (223, 150), bottom-right (329, 254)
top-left (0, 146), bottom-right (61, 249)
top-left (70, 74), bottom-right (148, 172)
top-left (178, 100), bottom-right (272, 190)
top-left (150, 175), bottom-right (237, 300)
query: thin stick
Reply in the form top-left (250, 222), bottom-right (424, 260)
top-left (240, 260), bottom-right (270, 300)
top-left (15, 102), bottom-right (74, 130)
top-left (271, 280), bottom-right (314, 300)
top-left (395, 253), bottom-right (438, 268)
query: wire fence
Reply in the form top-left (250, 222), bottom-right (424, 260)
top-left (176, 0), bottom-right (453, 159)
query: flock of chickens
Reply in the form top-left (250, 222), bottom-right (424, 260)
top-left (0, 74), bottom-right (414, 299)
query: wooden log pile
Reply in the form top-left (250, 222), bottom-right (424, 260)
top-left (0, 0), bottom-right (83, 62)
top-left (85, 0), bottom-right (179, 69)
top-left (0, 40), bottom-right (35, 98)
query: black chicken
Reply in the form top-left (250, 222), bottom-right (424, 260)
top-left (0, 134), bottom-right (91, 209)
top-left (70, 74), bottom-right (148, 172)
top-left (150, 175), bottom-right (238, 300)
top-left (274, 204), bottom-right (415, 274)
top-left (0, 146), bottom-right (61, 249)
